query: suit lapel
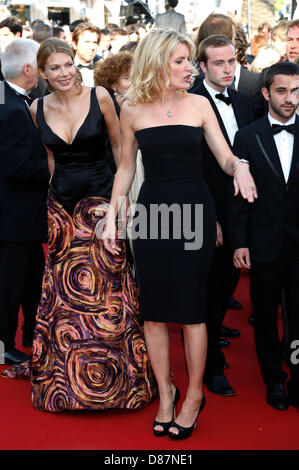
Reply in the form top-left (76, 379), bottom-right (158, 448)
top-left (255, 116), bottom-right (286, 186)
top-left (4, 81), bottom-right (31, 115)
top-left (198, 83), bottom-right (231, 146)
top-left (286, 116), bottom-right (299, 190)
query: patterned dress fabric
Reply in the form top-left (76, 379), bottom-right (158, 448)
top-left (2, 88), bottom-right (157, 411)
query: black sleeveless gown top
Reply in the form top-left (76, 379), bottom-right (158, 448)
top-left (36, 87), bottom-right (113, 216)
top-left (133, 125), bottom-right (216, 324)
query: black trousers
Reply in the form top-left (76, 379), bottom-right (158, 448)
top-left (250, 250), bottom-right (299, 390)
top-left (0, 242), bottom-right (45, 351)
top-left (204, 237), bottom-right (240, 380)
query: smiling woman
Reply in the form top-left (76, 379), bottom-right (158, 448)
top-left (102, 27), bottom-right (257, 441)
top-left (1, 38), bottom-right (158, 412)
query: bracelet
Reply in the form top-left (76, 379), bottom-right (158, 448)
top-left (233, 159), bottom-right (249, 172)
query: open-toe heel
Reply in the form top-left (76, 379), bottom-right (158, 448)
top-left (153, 386), bottom-right (180, 437)
top-left (168, 394), bottom-right (206, 441)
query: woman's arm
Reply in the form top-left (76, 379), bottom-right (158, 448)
top-left (101, 102), bottom-right (138, 254)
top-left (96, 87), bottom-right (121, 168)
top-left (30, 99), bottom-right (54, 181)
top-left (198, 96), bottom-right (257, 202)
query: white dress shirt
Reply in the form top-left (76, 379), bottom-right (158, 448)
top-left (6, 80), bottom-right (31, 107)
top-left (74, 56), bottom-right (94, 87)
top-left (203, 79), bottom-right (239, 146)
top-left (268, 113), bottom-right (295, 182)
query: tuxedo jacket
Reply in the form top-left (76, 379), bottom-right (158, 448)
top-left (0, 81), bottom-right (49, 242)
top-left (230, 115), bottom-right (299, 263)
top-left (191, 81), bottom-right (252, 231)
top-left (238, 65), bottom-right (263, 120)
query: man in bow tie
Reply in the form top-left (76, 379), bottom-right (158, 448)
top-left (190, 35), bottom-right (253, 397)
top-left (231, 61), bottom-right (299, 411)
top-left (0, 39), bottom-right (49, 365)
top-left (72, 22), bottom-right (101, 87)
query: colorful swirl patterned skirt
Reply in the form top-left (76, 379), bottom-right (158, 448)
top-left (2, 196), bottom-right (157, 412)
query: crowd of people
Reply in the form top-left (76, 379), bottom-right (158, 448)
top-left (0, 0), bottom-right (299, 442)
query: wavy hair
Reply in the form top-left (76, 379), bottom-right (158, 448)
top-left (126, 28), bottom-right (197, 105)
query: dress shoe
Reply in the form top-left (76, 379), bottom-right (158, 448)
top-left (228, 297), bottom-right (242, 310)
top-left (220, 325), bottom-right (240, 338)
top-left (4, 348), bottom-right (30, 365)
top-left (248, 312), bottom-right (254, 326)
top-left (168, 394), bottom-right (206, 441)
top-left (266, 383), bottom-right (289, 411)
top-left (153, 386), bottom-right (181, 437)
top-left (205, 374), bottom-right (236, 396)
top-left (218, 338), bottom-right (231, 347)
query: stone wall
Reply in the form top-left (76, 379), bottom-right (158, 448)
top-left (241, 0), bottom-right (276, 36)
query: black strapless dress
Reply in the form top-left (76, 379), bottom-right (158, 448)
top-left (133, 125), bottom-right (216, 324)
top-left (2, 88), bottom-right (157, 411)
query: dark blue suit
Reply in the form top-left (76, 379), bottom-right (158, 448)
top-left (0, 81), bottom-right (49, 350)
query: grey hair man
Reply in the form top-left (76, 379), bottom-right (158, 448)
top-left (0, 39), bottom-right (49, 365)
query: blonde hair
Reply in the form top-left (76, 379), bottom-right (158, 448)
top-left (126, 28), bottom-right (197, 104)
top-left (37, 37), bottom-right (82, 92)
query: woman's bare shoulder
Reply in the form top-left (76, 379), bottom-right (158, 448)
top-left (185, 92), bottom-right (210, 107)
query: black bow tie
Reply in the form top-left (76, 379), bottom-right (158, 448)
top-left (215, 93), bottom-right (232, 106)
top-left (5, 82), bottom-right (33, 106)
top-left (77, 63), bottom-right (94, 71)
top-left (271, 123), bottom-right (296, 135)
top-left (20, 93), bottom-right (33, 106)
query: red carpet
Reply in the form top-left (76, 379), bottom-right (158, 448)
top-left (0, 271), bottom-right (298, 450)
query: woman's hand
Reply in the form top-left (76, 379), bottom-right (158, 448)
top-left (233, 163), bottom-right (258, 203)
top-left (102, 216), bottom-right (121, 255)
top-left (216, 221), bottom-right (224, 247)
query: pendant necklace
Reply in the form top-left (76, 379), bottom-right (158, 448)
top-left (164, 90), bottom-right (178, 118)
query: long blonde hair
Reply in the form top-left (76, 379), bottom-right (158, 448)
top-left (126, 28), bottom-right (197, 104)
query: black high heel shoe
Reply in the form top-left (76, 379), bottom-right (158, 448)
top-left (153, 386), bottom-right (181, 437)
top-left (168, 394), bottom-right (206, 440)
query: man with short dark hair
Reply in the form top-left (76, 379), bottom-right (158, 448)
top-left (154, 0), bottom-right (186, 33)
top-left (231, 61), bottom-right (299, 411)
top-left (32, 22), bottom-right (53, 44)
top-left (0, 39), bottom-right (49, 364)
top-left (72, 22), bottom-right (101, 86)
top-left (192, 35), bottom-right (252, 397)
top-left (52, 26), bottom-right (67, 43)
top-left (0, 16), bottom-right (23, 80)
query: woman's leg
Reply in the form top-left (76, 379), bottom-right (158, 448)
top-left (169, 322), bottom-right (207, 433)
top-left (144, 321), bottom-right (176, 431)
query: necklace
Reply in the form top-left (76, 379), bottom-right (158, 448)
top-left (162, 90), bottom-right (178, 118)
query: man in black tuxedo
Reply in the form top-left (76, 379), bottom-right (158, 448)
top-left (72, 22), bottom-right (101, 87)
top-left (191, 35), bottom-right (252, 396)
top-left (0, 39), bottom-right (49, 364)
top-left (231, 61), bottom-right (299, 410)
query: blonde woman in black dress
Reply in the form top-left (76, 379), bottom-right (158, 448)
top-left (103, 29), bottom-right (257, 439)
